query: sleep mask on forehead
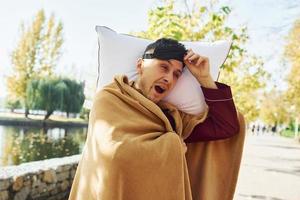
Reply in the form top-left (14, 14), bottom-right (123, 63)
top-left (142, 48), bottom-right (188, 64)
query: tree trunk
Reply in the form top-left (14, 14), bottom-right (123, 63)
top-left (25, 108), bottom-right (29, 118)
top-left (44, 110), bottom-right (53, 120)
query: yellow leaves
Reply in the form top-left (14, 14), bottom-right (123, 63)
top-left (219, 55), bottom-right (268, 122)
top-left (285, 20), bottom-right (300, 63)
top-left (7, 9), bottom-right (63, 105)
top-left (259, 90), bottom-right (290, 125)
top-left (132, 0), bottom-right (269, 122)
top-left (284, 19), bottom-right (300, 116)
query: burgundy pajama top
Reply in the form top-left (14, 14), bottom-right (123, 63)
top-left (163, 82), bottom-right (240, 143)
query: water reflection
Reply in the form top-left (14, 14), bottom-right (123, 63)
top-left (0, 126), bottom-right (87, 166)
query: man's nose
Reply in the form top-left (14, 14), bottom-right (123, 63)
top-left (163, 72), bottom-right (173, 84)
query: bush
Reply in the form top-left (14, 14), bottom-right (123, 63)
top-left (79, 107), bottom-right (90, 120)
top-left (5, 98), bottom-right (22, 112)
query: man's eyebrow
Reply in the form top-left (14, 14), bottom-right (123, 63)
top-left (160, 60), bottom-right (171, 65)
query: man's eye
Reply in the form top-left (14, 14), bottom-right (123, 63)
top-left (161, 65), bottom-right (168, 70)
top-left (174, 73), bottom-right (181, 79)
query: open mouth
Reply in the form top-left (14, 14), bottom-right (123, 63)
top-left (154, 85), bottom-right (166, 94)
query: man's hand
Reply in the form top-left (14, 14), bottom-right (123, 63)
top-left (184, 49), bottom-right (217, 89)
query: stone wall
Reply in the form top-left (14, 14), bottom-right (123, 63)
top-left (0, 155), bottom-right (80, 200)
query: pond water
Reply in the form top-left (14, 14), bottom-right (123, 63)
top-left (0, 125), bottom-right (87, 166)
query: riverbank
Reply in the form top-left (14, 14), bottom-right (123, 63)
top-left (0, 112), bottom-right (88, 128)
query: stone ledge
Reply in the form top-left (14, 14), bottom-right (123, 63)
top-left (0, 155), bottom-right (81, 200)
top-left (0, 155), bottom-right (81, 179)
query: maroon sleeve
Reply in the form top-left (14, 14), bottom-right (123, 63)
top-left (184, 82), bottom-right (240, 143)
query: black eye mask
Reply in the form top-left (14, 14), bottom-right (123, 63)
top-left (142, 48), bottom-right (188, 65)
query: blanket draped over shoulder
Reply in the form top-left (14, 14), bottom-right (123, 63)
top-left (68, 75), bottom-right (245, 200)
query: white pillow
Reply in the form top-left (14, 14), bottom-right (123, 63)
top-left (95, 26), bottom-right (231, 115)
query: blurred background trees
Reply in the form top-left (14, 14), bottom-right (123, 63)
top-left (259, 89), bottom-right (290, 126)
top-left (283, 19), bottom-right (300, 136)
top-left (134, 0), bottom-right (269, 121)
top-left (6, 9), bottom-right (64, 117)
top-left (26, 77), bottom-right (85, 119)
top-left (3, 0), bottom-right (300, 130)
top-left (5, 9), bottom-right (85, 119)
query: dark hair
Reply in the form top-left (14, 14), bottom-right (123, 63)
top-left (142, 38), bottom-right (187, 65)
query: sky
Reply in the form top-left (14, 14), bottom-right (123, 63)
top-left (0, 0), bottom-right (299, 99)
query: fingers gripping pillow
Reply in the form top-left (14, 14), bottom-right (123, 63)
top-left (95, 26), bottom-right (231, 115)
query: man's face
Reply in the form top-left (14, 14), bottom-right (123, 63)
top-left (136, 58), bottom-right (183, 103)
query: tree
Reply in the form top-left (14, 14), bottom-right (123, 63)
top-left (26, 77), bottom-right (85, 119)
top-left (284, 19), bottom-right (300, 118)
top-left (6, 9), bottom-right (63, 117)
top-left (259, 89), bottom-right (290, 126)
top-left (284, 19), bottom-right (300, 137)
top-left (5, 97), bottom-right (22, 112)
top-left (61, 78), bottom-right (85, 117)
top-left (27, 78), bottom-right (63, 119)
top-left (133, 0), bottom-right (268, 121)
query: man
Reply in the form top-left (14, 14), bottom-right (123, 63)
top-left (68, 38), bottom-right (245, 200)
top-left (135, 38), bottom-right (239, 143)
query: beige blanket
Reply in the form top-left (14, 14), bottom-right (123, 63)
top-left (68, 75), bottom-right (245, 200)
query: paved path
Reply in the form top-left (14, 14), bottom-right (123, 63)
top-left (234, 134), bottom-right (300, 200)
